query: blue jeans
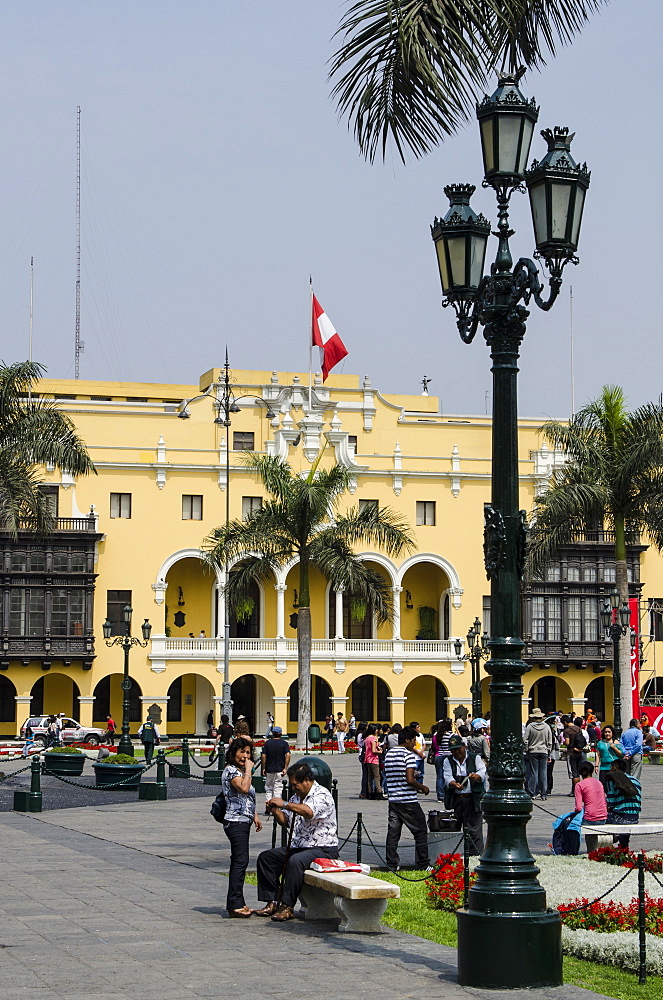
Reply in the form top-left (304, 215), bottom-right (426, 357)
top-left (526, 753), bottom-right (548, 797)
top-left (435, 758), bottom-right (446, 800)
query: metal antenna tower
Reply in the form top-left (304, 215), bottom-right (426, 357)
top-left (74, 106), bottom-right (82, 379)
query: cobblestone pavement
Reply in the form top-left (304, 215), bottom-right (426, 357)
top-left (1, 808), bottom-right (618, 1000)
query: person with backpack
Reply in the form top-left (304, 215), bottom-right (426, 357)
top-left (222, 736), bottom-right (263, 917)
top-left (562, 715), bottom-right (586, 791)
top-left (138, 717), bottom-right (160, 762)
top-left (443, 733), bottom-right (486, 854)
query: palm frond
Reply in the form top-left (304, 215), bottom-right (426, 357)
top-left (203, 516), bottom-right (294, 571)
top-left (330, 0), bottom-right (607, 161)
top-left (3, 402), bottom-right (96, 476)
top-left (334, 502), bottom-right (415, 556)
top-left (0, 455), bottom-right (56, 536)
top-left (223, 555), bottom-right (278, 612)
top-left (310, 533), bottom-right (394, 624)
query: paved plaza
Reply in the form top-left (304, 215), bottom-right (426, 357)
top-left (1, 750), bottom-right (662, 1000)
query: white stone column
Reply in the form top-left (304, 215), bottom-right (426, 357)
top-left (275, 583), bottom-right (286, 638)
top-left (14, 695), bottom-right (32, 738)
top-left (335, 590), bottom-right (344, 639)
top-left (388, 696), bottom-right (407, 727)
top-left (77, 695), bottom-right (96, 727)
top-left (391, 586), bottom-right (402, 640)
top-left (571, 697), bottom-right (587, 720)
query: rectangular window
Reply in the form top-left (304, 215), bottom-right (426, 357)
top-left (603, 565), bottom-right (616, 583)
top-left (39, 485), bottom-right (59, 518)
top-left (582, 566), bottom-right (597, 582)
top-left (584, 597), bottom-right (599, 641)
top-left (348, 435), bottom-right (358, 452)
top-left (70, 550), bottom-right (86, 572)
top-left (106, 590), bottom-right (132, 637)
top-left (545, 565), bottom-right (561, 582)
top-left (548, 597), bottom-right (562, 641)
top-left (482, 596), bottom-right (491, 636)
top-left (359, 499), bottom-right (378, 513)
top-left (649, 599), bottom-right (663, 641)
top-left (531, 596), bottom-right (545, 641)
top-left (53, 551), bottom-right (69, 572)
top-left (568, 597), bottom-right (582, 641)
top-left (28, 549), bottom-right (46, 572)
top-left (233, 431), bottom-right (254, 451)
top-left (182, 495), bottom-right (203, 520)
top-left (242, 496), bottom-right (262, 520)
top-left (566, 566), bottom-right (580, 582)
top-left (110, 493), bottom-right (132, 518)
top-left (8, 588), bottom-right (44, 636)
top-left (416, 501), bottom-right (436, 526)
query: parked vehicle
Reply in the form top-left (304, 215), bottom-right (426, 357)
top-left (20, 716), bottom-right (105, 746)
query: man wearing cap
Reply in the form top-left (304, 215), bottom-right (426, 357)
top-left (261, 726), bottom-right (291, 811)
top-left (523, 708), bottom-right (553, 800)
top-left (467, 719), bottom-right (490, 762)
top-left (443, 734), bottom-right (486, 854)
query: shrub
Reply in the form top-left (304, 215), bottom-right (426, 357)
top-left (426, 853), bottom-right (476, 911)
top-left (100, 754), bottom-right (139, 765)
top-left (44, 745), bottom-right (83, 754)
top-left (562, 925), bottom-right (663, 976)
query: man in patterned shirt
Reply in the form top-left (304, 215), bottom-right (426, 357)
top-left (253, 761), bottom-right (338, 922)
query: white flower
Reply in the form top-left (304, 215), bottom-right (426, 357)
top-left (532, 854), bottom-right (662, 909)
top-left (562, 926), bottom-right (663, 976)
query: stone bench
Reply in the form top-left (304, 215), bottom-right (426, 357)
top-left (300, 870), bottom-right (400, 933)
top-left (580, 822), bottom-right (663, 852)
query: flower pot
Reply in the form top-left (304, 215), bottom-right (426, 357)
top-left (92, 762), bottom-right (143, 788)
top-left (43, 751), bottom-right (86, 776)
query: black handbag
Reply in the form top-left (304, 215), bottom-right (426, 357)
top-left (210, 790), bottom-right (226, 823)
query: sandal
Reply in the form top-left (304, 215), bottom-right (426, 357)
top-left (228, 906), bottom-right (253, 918)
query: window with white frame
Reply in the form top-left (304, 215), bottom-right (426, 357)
top-left (182, 495), bottom-right (203, 520)
top-left (416, 500), bottom-right (436, 526)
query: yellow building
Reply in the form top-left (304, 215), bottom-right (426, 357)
top-left (1, 367), bottom-right (661, 738)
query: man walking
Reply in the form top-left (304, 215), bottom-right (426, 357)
top-left (443, 734), bottom-right (486, 855)
top-left (621, 718), bottom-right (644, 780)
top-left (384, 726), bottom-right (431, 871)
top-left (261, 726), bottom-right (291, 809)
top-left (335, 712), bottom-right (348, 753)
top-left (104, 714), bottom-right (116, 747)
top-left (523, 708), bottom-right (553, 799)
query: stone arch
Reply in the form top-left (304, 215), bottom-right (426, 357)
top-left (231, 673), bottom-right (276, 735)
top-left (30, 673), bottom-right (81, 720)
top-left (165, 671), bottom-right (216, 735)
top-left (397, 553), bottom-right (461, 592)
top-left (527, 674), bottom-right (573, 716)
top-left (404, 674), bottom-right (448, 733)
top-left (92, 673), bottom-right (143, 726)
top-left (287, 675), bottom-right (332, 726)
top-left (346, 673), bottom-right (392, 724)
top-left (0, 674), bottom-right (17, 731)
top-left (324, 556), bottom-right (395, 639)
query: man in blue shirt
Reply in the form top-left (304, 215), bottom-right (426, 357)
top-left (621, 719), bottom-right (644, 781)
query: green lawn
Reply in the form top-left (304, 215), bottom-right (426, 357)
top-left (370, 871), bottom-right (661, 1000)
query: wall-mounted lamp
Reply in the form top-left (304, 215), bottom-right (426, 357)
top-left (178, 586), bottom-right (185, 606)
top-left (405, 591), bottom-right (413, 609)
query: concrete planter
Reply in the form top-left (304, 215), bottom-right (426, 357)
top-left (92, 762), bottom-right (143, 788)
top-left (43, 751), bottom-right (86, 776)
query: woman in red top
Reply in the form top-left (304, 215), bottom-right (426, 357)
top-left (574, 761), bottom-right (607, 823)
top-left (363, 724), bottom-right (384, 799)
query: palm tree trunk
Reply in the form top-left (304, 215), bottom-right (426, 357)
top-left (296, 554), bottom-right (312, 748)
top-left (614, 518), bottom-right (632, 732)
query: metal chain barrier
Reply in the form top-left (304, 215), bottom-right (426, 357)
top-left (42, 759), bottom-right (157, 790)
top-left (358, 819), bottom-right (463, 882)
top-left (187, 749), bottom-right (220, 769)
top-left (337, 817), bottom-right (358, 850)
top-left (557, 864), bottom-right (637, 914)
top-left (0, 763), bottom-right (33, 782)
top-left (168, 762), bottom-right (205, 780)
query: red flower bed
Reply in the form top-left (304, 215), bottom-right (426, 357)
top-left (588, 845), bottom-right (663, 873)
top-left (427, 853), bottom-right (476, 911)
top-left (559, 895), bottom-right (663, 936)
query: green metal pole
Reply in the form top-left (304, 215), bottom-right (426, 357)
top-left (456, 227), bottom-right (562, 986)
top-left (356, 812), bottom-right (362, 864)
top-left (332, 778), bottom-right (338, 824)
top-left (117, 639), bottom-right (134, 757)
top-left (178, 735), bottom-right (191, 778)
top-left (638, 852), bottom-right (647, 984)
top-left (155, 749), bottom-right (168, 800)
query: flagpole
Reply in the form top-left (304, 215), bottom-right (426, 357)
top-left (308, 276), bottom-right (313, 412)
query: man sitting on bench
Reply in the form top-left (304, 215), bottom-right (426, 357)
top-left (254, 762), bottom-right (338, 922)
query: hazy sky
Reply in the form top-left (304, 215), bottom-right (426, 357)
top-left (0, 2), bottom-right (660, 418)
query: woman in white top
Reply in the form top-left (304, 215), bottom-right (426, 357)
top-left (222, 737), bottom-right (262, 917)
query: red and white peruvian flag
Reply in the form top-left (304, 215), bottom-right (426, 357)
top-left (311, 294), bottom-right (348, 381)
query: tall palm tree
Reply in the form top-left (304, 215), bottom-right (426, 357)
top-left (204, 453), bottom-right (414, 745)
top-left (527, 386), bottom-right (663, 726)
top-left (0, 361), bottom-right (95, 534)
top-left (330, 0), bottom-right (607, 162)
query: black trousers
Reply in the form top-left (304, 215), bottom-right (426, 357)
top-left (257, 845), bottom-right (339, 908)
top-left (224, 821), bottom-right (251, 910)
top-left (453, 794), bottom-right (484, 855)
top-left (386, 801), bottom-right (430, 869)
top-left (143, 740), bottom-right (155, 762)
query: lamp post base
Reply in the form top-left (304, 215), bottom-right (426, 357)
top-left (457, 908), bottom-right (562, 988)
top-left (117, 736), bottom-right (134, 757)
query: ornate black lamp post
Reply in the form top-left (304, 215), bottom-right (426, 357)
top-left (600, 588), bottom-right (632, 736)
top-left (431, 74), bottom-right (590, 989)
top-left (103, 605), bottom-right (152, 757)
top-left (179, 351), bottom-right (275, 724)
top-left (454, 617), bottom-right (489, 719)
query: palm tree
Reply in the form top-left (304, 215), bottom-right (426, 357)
top-left (0, 361), bottom-right (95, 534)
top-left (330, 0), bottom-right (607, 162)
top-left (204, 453), bottom-right (414, 746)
top-left (527, 386), bottom-right (663, 727)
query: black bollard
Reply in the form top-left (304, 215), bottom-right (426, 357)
top-left (14, 755), bottom-right (43, 812)
top-left (463, 832), bottom-right (470, 907)
top-left (356, 812), bottom-right (362, 864)
top-left (638, 852), bottom-right (647, 984)
top-left (139, 748), bottom-right (168, 800)
top-left (203, 742), bottom-right (224, 784)
top-left (332, 778), bottom-right (338, 823)
top-left (280, 779), bottom-right (288, 848)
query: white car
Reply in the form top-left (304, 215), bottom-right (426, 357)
top-left (21, 716), bottom-right (105, 746)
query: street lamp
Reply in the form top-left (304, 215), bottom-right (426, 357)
top-left (454, 617), bottom-right (489, 719)
top-left (431, 73), bottom-right (590, 990)
top-left (103, 605), bottom-right (152, 757)
top-left (601, 588), bottom-right (632, 737)
top-left (179, 350), bottom-right (275, 724)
